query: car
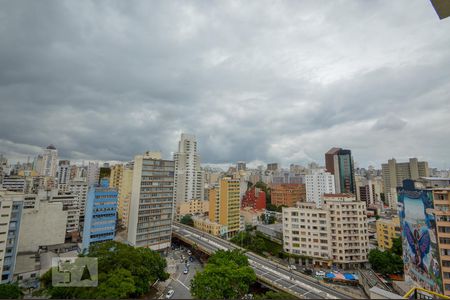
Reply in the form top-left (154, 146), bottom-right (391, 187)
top-left (289, 265), bottom-right (297, 270)
top-left (187, 250), bottom-right (192, 255)
top-left (315, 270), bottom-right (326, 277)
top-left (189, 256), bottom-right (194, 262)
top-left (186, 262), bottom-right (190, 267)
top-left (165, 290), bottom-right (174, 299)
top-left (303, 268), bottom-right (313, 275)
top-left (183, 268), bottom-right (189, 274)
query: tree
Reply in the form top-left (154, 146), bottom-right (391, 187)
top-left (0, 284), bottom-right (22, 299)
top-left (266, 204), bottom-right (277, 212)
top-left (191, 250), bottom-right (256, 299)
top-left (391, 237), bottom-right (403, 256)
top-left (40, 241), bottom-right (169, 299)
top-left (254, 291), bottom-right (297, 299)
top-left (180, 214), bottom-right (194, 226)
top-left (368, 249), bottom-right (403, 275)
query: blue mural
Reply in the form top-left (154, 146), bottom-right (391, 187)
top-left (398, 190), bottom-right (442, 294)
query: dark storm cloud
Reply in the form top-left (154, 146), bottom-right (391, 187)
top-left (1, 1), bottom-right (450, 168)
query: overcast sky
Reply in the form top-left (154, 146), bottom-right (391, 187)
top-left (1, 1), bottom-right (449, 169)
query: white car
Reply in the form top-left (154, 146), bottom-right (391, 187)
top-left (290, 265), bottom-right (297, 270)
top-left (315, 271), bottom-right (325, 277)
top-left (165, 290), bottom-right (174, 299)
top-left (183, 268), bottom-right (189, 274)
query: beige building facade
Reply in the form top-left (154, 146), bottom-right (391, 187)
top-left (192, 215), bottom-right (227, 237)
top-left (282, 194), bottom-right (369, 269)
top-left (382, 158), bottom-right (429, 209)
top-left (178, 199), bottom-right (209, 217)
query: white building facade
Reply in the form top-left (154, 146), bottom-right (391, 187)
top-left (173, 134), bottom-right (204, 219)
top-left (305, 169), bottom-right (335, 206)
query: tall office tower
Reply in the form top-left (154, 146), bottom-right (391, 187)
top-left (305, 169), bottom-right (336, 206)
top-left (57, 160), bottom-right (70, 191)
top-left (0, 190), bottom-right (23, 283)
top-left (39, 145), bottom-right (58, 177)
top-left (173, 134), bottom-right (204, 219)
top-left (109, 164), bottom-right (124, 189)
top-left (82, 179), bottom-right (118, 252)
top-left (118, 164), bottom-right (133, 228)
top-left (237, 161), bottom-right (246, 172)
top-left (325, 147), bottom-right (356, 194)
top-left (87, 162), bottom-right (99, 186)
top-left (128, 152), bottom-right (174, 250)
top-left (208, 177), bottom-right (241, 237)
top-left (382, 158), bottom-right (429, 210)
top-left (67, 180), bottom-right (89, 223)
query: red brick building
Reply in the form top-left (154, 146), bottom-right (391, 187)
top-left (241, 187), bottom-right (266, 210)
top-left (271, 183), bottom-right (306, 207)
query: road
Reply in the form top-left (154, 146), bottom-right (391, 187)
top-left (160, 247), bottom-right (202, 299)
top-left (172, 223), bottom-right (353, 299)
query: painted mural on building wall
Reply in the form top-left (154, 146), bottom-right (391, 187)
top-left (398, 190), bottom-right (442, 294)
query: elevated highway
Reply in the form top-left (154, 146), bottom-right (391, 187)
top-left (172, 223), bottom-right (354, 299)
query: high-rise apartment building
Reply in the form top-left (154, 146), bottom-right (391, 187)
top-left (325, 147), bottom-right (356, 194)
top-left (82, 179), bottom-right (118, 252)
top-left (376, 216), bottom-right (400, 250)
top-left (0, 190), bottom-right (23, 283)
top-left (57, 160), bottom-right (70, 191)
top-left (173, 134), bottom-right (204, 219)
top-left (283, 194), bottom-right (369, 269)
top-left (109, 164), bottom-right (123, 189)
top-left (382, 158), bottom-right (429, 209)
top-left (283, 203), bottom-right (331, 266)
top-left (67, 180), bottom-right (88, 223)
top-left (208, 177), bottom-right (241, 237)
top-left (118, 165), bottom-right (133, 228)
top-left (87, 162), bottom-right (100, 186)
top-left (324, 194), bottom-right (369, 268)
top-left (208, 185), bottom-right (219, 225)
top-left (127, 152), bottom-right (174, 251)
top-left (39, 145), bottom-right (58, 177)
top-left (305, 169), bottom-right (335, 206)
top-left (398, 183), bottom-right (447, 295)
top-left (271, 184), bottom-right (306, 207)
top-left (355, 176), bottom-right (384, 207)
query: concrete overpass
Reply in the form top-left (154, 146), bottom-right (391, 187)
top-left (172, 223), bottom-right (354, 299)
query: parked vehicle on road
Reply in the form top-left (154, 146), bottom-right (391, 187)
top-left (165, 290), bottom-right (174, 299)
